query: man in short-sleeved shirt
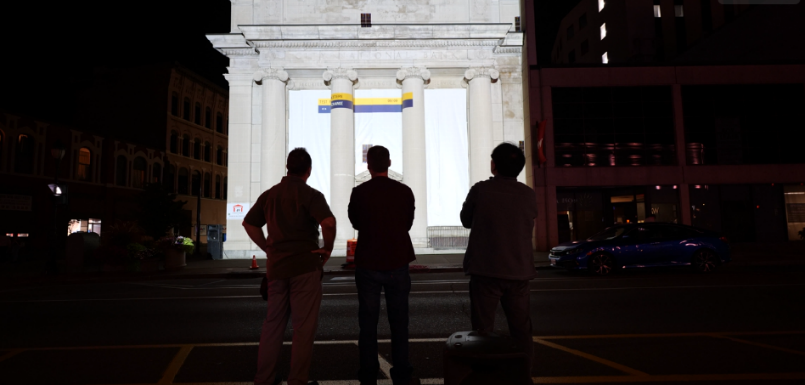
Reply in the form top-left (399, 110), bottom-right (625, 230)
top-left (244, 148), bottom-right (336, 385)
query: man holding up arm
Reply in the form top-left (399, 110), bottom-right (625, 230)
top-left (460, 142), bottom-right (538, 365)
top-left (243, 148), bottom-right (336, 385)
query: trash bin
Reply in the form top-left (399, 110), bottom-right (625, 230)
top-left (66, 232), bottom-right (100, 268)
top-left (443, 331), bottom-right (531, 385)
top-left (346, 238), bottom-right (357, 264)
top-left (207, 224), bottom-right (223, 260)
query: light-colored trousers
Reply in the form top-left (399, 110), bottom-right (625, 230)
top-left (254, 269), bottom-right (323, 385)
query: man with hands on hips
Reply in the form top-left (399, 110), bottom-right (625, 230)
top-left (243, 147), bottom-right (336, 385)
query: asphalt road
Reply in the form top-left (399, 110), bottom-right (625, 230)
top-left (1, 265), bottom-right (804, 384)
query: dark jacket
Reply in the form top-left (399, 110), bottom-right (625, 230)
top-left (460, 176), bottom-right (538, 280)
top-left (348, 176), bottom-right (416, 271)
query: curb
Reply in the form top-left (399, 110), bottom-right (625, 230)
top-left (1, 264), bottom-right (557, 287)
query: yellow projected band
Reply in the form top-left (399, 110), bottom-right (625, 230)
top-left (402, 92), bottom-right (413, 100)
top-left (318, 97), bottom-right (401, 105)
top-left (355, 97), bottom-right (402, 105)
top-left (330, 93), bottom-right (353, 101)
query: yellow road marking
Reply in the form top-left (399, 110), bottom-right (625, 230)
top-left (159, 345), bottom-right (193, 384)
top-left (709, 333), bottom-right (805, 356)
top-left (536, 330), bottom-right (805, 340)
top-left (533, 338), bottom-right (648, 376)
top-left (0, 349), bottom-right (22, 363)
top-left (532, 372), bottom-right (805, 383)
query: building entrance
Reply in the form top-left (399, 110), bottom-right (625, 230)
top-left (557, 186), bottom-right (679, 244)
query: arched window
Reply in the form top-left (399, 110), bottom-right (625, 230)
top-left (171, 93), bottom-right (179, 116)
top-left (164, 164), bottom-right (175, 193)
top-left (194, 103), bottom-right (201, 125)
top-left (193, 139), bottom-right (201, 160)
top-left (205, 107), bottom-right (212, 129)
top-left (204, 142), bottom-right (211, 162)
top-left (132, 157), bottom-right (147, 189)
top-left (216, 113), bottom-right (223, 133)
top-left (203, 172), bottom-right (211, 198)
top-left (77, 147), bottom-right (92, 181)
top-left (169, 131), bottom-right (178, 154)
top-left (178, 167), bottom-right (189, 195)
top-left (216, 146), bottom-right (223, 166)
top-left (115, 155), bottom-right (127, 186)
top-left (223, 176), bottom-right (228, 199)
top-left (182, 135), bottom-right (190, 157)
top-left (183, 98), bottom-right (191, 120)
top-left (152, 163), bottom-right (162, 184)
top-left (215, 175), bottom-right (221, 199)
top-left (191, 171), bottom-right (201, 196)
top-left (15, 134), bottom-right (35, 174)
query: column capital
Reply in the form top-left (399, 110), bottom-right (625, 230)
top-left (253, 67), bottom-right (289, 84)
top-left (323, 67), bottom-right (358, 82)
top-left (396, 67), bottom-right (431, 82)
top-left (464, 67), bottom-right (499, 82)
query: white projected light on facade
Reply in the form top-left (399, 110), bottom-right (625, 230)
top-left (207, 0), bottom-right (527, 258)
top-left (289, 89), bottom-right (470, 227)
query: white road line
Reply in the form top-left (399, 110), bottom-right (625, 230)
top-left (4, 283), bottom-right (804, 303)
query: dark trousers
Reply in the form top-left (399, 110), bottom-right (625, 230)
top-left (356, 265), bottom-right (413, 385)
top-left (469, 275), bottom-right (534, 364)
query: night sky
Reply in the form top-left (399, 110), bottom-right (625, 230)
top-left (0, 0), bottom-right (231, 122)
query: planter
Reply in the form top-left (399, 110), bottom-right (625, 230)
top-left (164, 249), bottom-right (186, 270)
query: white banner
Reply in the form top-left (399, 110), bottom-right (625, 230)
top-left (289, 90), bottom-right (332, 204)
top-left (287, 89), bottom-right (468, 226)
top-left (425, 89), bottom-right (469, 226)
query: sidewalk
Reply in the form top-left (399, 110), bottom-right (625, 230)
top-left (1, 242), bottom-right (802, 286)
top-left (0, 252), bottom-right (551, 286)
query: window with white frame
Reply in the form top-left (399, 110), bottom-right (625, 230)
top-left (598, 0), bottom-right (605, 12)
top-left (602, 52), bottom-right (609, 64)
top-left (600, 23), bottom-right (607, 40)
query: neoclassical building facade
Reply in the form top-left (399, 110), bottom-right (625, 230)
top-left (208, 0), bottom-right (529, 258)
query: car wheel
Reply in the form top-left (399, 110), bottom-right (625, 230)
top-left (588, 253), bottom-right (614, 276)
top-left (692, 249), bottom-right (718, 273)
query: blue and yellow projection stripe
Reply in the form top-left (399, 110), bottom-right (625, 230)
top-left (318, 93), bottom-right (414, 113)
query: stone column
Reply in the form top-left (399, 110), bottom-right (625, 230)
top-left (253, 68), bottom-right (289, 192)
top-left (465, 67), bottom-right (500, 185)
top-left (324, 68), bottom-right (358, 248)
top-left (397, 67), bottom-right (431, 248)
top-left (223, 73), bottom-right (255, 256)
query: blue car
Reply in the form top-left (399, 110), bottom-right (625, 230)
top-left (549, 223), bottom-right (730, 276)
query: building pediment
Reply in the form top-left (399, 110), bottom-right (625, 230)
top-left (355, 169), bottom-right (403, 186)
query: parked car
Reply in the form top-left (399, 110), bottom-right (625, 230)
top-left (549, 223), bottom-right (730, 276)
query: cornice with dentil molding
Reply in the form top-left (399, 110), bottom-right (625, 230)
top-left (251, 40), bottom-right (501, 49)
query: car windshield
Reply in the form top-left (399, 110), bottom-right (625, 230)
top-left (587, 227), bottom-right (628, 241)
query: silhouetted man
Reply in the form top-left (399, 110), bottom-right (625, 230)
top-left (348, 145), bottom-right (419, 385)
top-left (460, 142), bottom-right (538, 364)
top-left (243, 148), bottom-right (336, 385)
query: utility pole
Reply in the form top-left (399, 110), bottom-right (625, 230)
top-left (196, 179), bottom-right (202, 257)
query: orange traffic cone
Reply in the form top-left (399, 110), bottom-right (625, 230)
top-left (249, 255), bottom-right (259, 270)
